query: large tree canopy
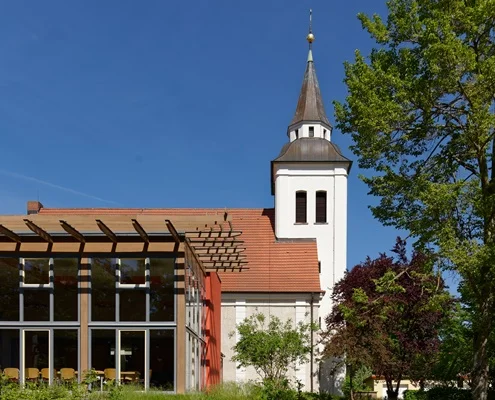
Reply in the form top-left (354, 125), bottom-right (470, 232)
top-left (334, 1), bottom-right (495, 398)
top-left (324, 239), bottom-right (452, 400)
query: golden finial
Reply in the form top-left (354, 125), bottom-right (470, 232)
top-left (306, 9), bottom-right (315, 45)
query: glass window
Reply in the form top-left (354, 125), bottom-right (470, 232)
top-left (91, 258), bottom-right (116, 321)
top-left (150, 330), bottom-right (174, 390)
top-left (120, 331), bottom-right (145, 389)
top-left (309, 126), bottom-right (314, 137)
top-left (91, 330), bottom-right (116, 375)
top-left (54, 259), bottom-right (78, 321)
top-left (150, 259), bottom-right (175, 322)
top-left (24, 290), bottom-right (50, 321)
top-left (0, 258), bottom-right (19, 321)
top-left (0, 329), bottom-right (20, 378)
top-left (120, 259), bottom-right (146, 285)
top-left (25, 331), bottom-right (49, 372)
top-left (120, 290), bottom-right (146, 322)
top-left (24, 259), bottom-right (50, 284)
top-left (295, 191), bottom-right (307, 223)
top-left (54, 330), bottom-right (78, 377)
top-left (316, 191), bottom-right (327, 223)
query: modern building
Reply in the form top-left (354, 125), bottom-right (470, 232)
top-left (0, 24), bottom-right (350, 394)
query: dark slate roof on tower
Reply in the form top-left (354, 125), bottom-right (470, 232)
top-left (270, 138), bottom-right (352, 194)
top-left (289, 49), bottom-right (331, 128)
top-left (273, 138), bottom-right (351, 164)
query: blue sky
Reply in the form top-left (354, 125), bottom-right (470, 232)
top-left (0, 0), bottom-right (457, 287)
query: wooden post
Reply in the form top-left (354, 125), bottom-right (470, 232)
top-left (175, 253), bottom-right (186, 393)
top-left (79, 257), bottom-right (90, 377)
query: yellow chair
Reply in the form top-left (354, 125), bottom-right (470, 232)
top-left (40, 368), bottom-right (57, 381)
top-left (104, 368), bottom-right (116, 381)
top-left (3, 368), bottom-right (19, 381)
top-left (25, 368), bottom-right (39, 382)
top-left (60, 368), bottom-right (76, 381)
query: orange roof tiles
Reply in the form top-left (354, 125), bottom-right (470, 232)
top-left (39, 207), bottom-right (321, 293)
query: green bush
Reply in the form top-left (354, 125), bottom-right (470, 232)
top-left (0, 379), bottom-right (346, 400)
top-left (404, 388), bottom-right (495, 400)
top-left (403, 390), bottom-right (428, 400)
top-left (404, 387), bottom-right (470, 400)
top-left (426, 387), bottom-right (472, 400)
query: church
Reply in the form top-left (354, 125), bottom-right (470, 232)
top-left (0, 23), bottom-right (350, 394)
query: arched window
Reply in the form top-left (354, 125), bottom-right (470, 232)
top-left (315, 191), bottom-right (327, 223)
top-left (295, 191), bottom-right (307, 223)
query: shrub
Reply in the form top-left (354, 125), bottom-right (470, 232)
top-left (426, 387), bottom-right (472, 400)
top-left (403, 390), bottom-right (428, 400)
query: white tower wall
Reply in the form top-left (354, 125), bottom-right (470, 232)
top-left (274, 162), bottom-right (348, 393)
top-left (274, 163), bottom-right (348, 314)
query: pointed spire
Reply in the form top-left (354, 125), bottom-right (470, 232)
top-left (290, 10), bottom-right (331, 128)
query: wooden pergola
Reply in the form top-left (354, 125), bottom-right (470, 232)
top-left (0, 213), bottom-right (247, 272)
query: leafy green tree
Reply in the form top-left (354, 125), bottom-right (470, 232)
top-left (324, 239), bottom-right (452, 400)
top-left (429, 304), bottom-right (473, 385)
top-left (230, 311), bottom-right (316, 390)
top-left (430, 304), bottom-right (495, 390)
top-left (342, 365), bottom-right (373, 400)
top-left (334, 1), bottom-right (495, 398)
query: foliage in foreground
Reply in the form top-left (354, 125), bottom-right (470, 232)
top-left (230, 311), bottom-right (317, 389)
top-left (430, 303), bottom-right (495, 389)
top-left (324, 239), bottom-right (452, 400)
top-left (334, 0), bottom-right (495, 398)
top-left (341, 365), bottom-right (373, 399)
top-left (0, 381), bottom-right (343, 400)
top-left (404, 387), bottom-right (495, 400)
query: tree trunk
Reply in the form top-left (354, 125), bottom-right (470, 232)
top-left (349, 364), bottom-right (355, 400)
top-left (471, 300), bottom-right (492, 400)
top-left (385, 378), bottom-right (398, 400)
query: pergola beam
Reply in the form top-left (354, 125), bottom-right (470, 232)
top-left (187, 236), bottom-right (240, 242)
top-left (0, 215), bottom-right (248, 272)
top-left (197, 254), bottom-right (247, 262)
top-left (186, 231), bottom-right (242, 239)
top-left (60, 220), bottom-right (85, 243)
top-left (131, 219), bottom-right (149, 243)
top-left (189, 240), bottom-right (244, 248)
top-left (194, 247), bottom-right (246, 255)
top-left (165, 219), bottom-right (181, 244)
top-left (0, 224), bottom-right (22, 243)
top-left (24, 219), bottom-right (53, 243)
top-left (202, 261), bottom-right (248, 268)
top-left (95, 219), bottom-right (118, 243)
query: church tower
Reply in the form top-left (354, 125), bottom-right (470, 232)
top-left (271, 14), bottom-right (351, 388)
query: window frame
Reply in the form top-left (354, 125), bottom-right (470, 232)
top-left (89, 257), bottom-right (177, 324)
top-left (315, 190), bottom-right (327, 224)
top-left (295, 191), bottom-right (307, 224)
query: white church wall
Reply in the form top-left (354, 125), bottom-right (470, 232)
top-left (221, 293), bottom-right (320, 391)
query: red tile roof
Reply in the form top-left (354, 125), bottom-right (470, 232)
top-left (39, 207), bottom-right (321, 293)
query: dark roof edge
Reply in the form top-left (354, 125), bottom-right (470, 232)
top-left (270, 158), bottom-right (353, 195)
